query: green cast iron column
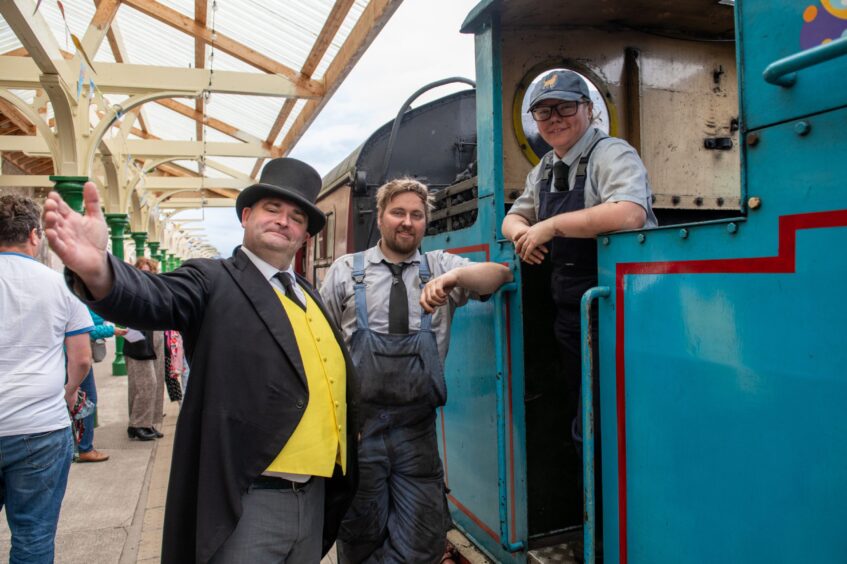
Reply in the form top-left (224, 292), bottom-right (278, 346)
top-left (147, 241), bottom-right (160, 265)
top-left (130, 232), bottom-right (147, 260)
top-left (51, 176), bottom-right (94, 421)
top-left (104, 213), bottom-right (130, 376)
top-left (49, 176), bottom-right (88, 213)
top-left (160, 249), bottom-right (170, 272)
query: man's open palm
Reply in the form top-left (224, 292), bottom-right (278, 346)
top-left (43, 181), bottom-right (110, 281)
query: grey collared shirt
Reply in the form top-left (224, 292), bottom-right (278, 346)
top-left (319, 245), bottom-right (476, 363)
top-left (508, 127), bottom-right (658, 228)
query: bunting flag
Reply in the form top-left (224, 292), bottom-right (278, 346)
top-left (71, 33), bottom-right (97, 73)
top-left (77, 63), bottom-right (85, 100)
top-left (89, 78), bottom-right (96, 100)
top-left (33, 0), bottom-right (43, 15)
top-left (56, 0), bottom-right (66, 20)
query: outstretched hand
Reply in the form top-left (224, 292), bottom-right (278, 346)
top-left (43, 181), bottom-right (113, 296)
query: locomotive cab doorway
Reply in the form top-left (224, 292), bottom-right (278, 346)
top-left (511, 66), bottom-right (615, 544)
top-left (502, 22), bottom-right (740, 547)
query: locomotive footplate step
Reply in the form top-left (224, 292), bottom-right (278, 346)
top-left (528, 543), bottom-right (579, 564)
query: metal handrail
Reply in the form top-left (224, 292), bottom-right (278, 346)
top-left (580, 285), bottom-right (611, 564)
top-left (378, 77), bottom-right (476, 184)
top-left (492, 280), bottom-right (525, 552)
top-left (763, 35), bottom-right (847, 87)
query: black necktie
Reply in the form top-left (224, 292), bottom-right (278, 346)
top-left (553, 160), bottom-right (570, 191)
top-left (275, 272), bottom-right (305, 311)
top-left (386, 262), bottom-right (409, 334)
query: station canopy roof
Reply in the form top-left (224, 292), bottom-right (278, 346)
top-left (0, 0), bottom-right (400, 194)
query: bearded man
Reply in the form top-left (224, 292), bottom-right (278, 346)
top-left (320, 177), bottom-right (512, 564)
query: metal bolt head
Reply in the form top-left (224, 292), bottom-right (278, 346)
top-left (748, 196), bottom-right (762, 210)
top-left (726, 222), bottom-right (738, 234)
top-left (747, 132), bottom-right (760, 146)
top-left (602, 237), bottom-right (610, 246)
top-left (679, 228), bottom-right (689, 239)
top-left (637, 233), bottom-right (646, 244)
top-left (794, 121), bottom-right (811, 136)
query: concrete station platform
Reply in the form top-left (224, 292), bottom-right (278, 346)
top-left (0, 342), bottom-right (514, 564)
top-left (0, 343), bottom-right (339, 564)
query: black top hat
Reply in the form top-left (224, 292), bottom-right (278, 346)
top-left (235, 158), bottom-right (326, 236)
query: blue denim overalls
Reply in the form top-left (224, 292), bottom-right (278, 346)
top-left (337, 252), bottom-right (450, 564)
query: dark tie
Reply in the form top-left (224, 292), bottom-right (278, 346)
top-left (553, 160), bottom-right (570, 191)
top-left (274, 272), bottom-right (305, 311)
top-left (386, 262), bottom-right (409, 334)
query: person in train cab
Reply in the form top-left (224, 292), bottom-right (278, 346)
top-left (501, 68), bottom-right (658, 543)
top-left (40, 157), bottom-right (358, 564)
top-left (320, 177), bottom-right (513, 564)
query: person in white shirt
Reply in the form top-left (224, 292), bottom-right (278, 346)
top-left (0, 194), bottom-right (93, 564)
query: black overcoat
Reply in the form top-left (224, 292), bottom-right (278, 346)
top-left (73, 249), bottom-right (358, 563)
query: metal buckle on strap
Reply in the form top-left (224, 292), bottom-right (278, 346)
top-left (290, 477), bottom-right (311, 492)
top-left (252, 475), bottom-right (312, 491)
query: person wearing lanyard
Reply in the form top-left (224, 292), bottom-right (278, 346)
top-left (320, 177), bottom-right (513, 564)
top-left (501, 68), bottom-right (658, 536)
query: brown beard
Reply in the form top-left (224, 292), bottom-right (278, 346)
top-left (383, 229), bottom-right (420, 255)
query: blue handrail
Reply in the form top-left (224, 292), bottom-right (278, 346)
top-left (763, 35), bottom-right (847, 87)
top-left (580, 285), bottom-right (611, 564)
top-left (492, 280), bottom-right (525, 553)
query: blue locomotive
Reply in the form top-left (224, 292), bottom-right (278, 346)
top-left (305, 0), bottom-right (847, 562)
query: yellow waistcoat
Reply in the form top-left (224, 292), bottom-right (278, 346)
top-left (264, 289), bottom-right (347, 477)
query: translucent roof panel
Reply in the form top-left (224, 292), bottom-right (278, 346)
top-left (279, 98), bottom-right (308, 140)
top-left (213, 0), bottom-right (332, 72)
top-left (204, 126), bottom-right (235, 143)
top-left (0, 15), bottom-right (22, 53)
top-left (115, 5), bottom-right (194, 69)
top-left (313, 0), bottom-right (369, 79)
top-left (141, 102), bottom-right (199, 142)
top-left (204, 156), bottom-right (261, 176)
top-left (1, 0), bottom-right (400, 259)
top-left (150, 0), bottom-right (194, 20)
top-left (206, 93), bottom-right (283, 140)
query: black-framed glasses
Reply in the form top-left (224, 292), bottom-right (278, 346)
top-left (529, 101), bottom-right (584, 122)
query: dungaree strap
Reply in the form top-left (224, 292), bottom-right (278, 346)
top-left (543, 136), bottom-right (610, 192)
top-left (418, 253), bottom-right (432, 331)
top-left (352, 252), bottom-right (370, 330)
top-left (351, 251), bottom-right (434, 332)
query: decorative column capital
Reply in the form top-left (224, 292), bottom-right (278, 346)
top-left (129, 232), bottom-right (148, 258)
top-left (49, 175), bottom-right (88, 214)
top-left (104, 213), bottom-right (130, 234)
top-left (104, 213), bottom-right (130, 260)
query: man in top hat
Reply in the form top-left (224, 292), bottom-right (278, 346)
top-left (42, 157), bottom-right (358, 564)
top-left (501, 69), bottom-right (657, 547)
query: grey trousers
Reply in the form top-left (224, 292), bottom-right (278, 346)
top-left (210, 478), bottom-right (325, 564)
top-left (126, 331), bottom-right (164, 428)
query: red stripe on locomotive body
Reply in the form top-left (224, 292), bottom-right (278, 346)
top-left (613, 209), bottom-right (847, 564)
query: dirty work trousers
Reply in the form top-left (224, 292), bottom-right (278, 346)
top-left (336, 416), bottom-right (448, 564)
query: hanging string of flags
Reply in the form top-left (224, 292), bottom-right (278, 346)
top-left (33, 0), bottom-right (139, 181)
top-left (34, 0), bottom-right (101, 102)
